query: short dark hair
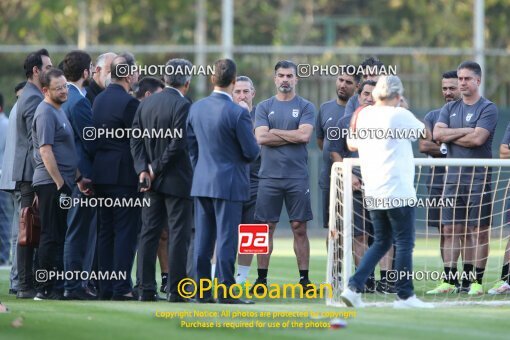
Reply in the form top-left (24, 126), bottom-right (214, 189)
top-left (24, 48), bottom-right (50, 79)
top-left (14, 81), bottom-right (27, 94)
top-left (274, 60), bottom-right (297, 75)
top-left (457, 61), bottom-right (482, 78)
top-left (360, 56), bottom-right (384, 70)
top-left (63, 50), bottom-right (92, 82)
top-left (135, 76), bottom-right (164, 99)
top-left (40, 68), bottom-right (64, 88)
top-left (213, 59), bottom-right (236, 87)
top-left (164, 58), bottom-right (193, 87)
top-left (358, 80), bottom-right (377, 95)
top-left (0, 93), bottom-right (3, 109)
top-left (341, 65), bottom-right (361, 84)
top-left (442, 70), bottom-right (458, 79)
top-left (111, 52), bottom-right (136, 80)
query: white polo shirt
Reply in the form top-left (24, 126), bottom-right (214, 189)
top-left (347, 105), bottom-right (425, 209)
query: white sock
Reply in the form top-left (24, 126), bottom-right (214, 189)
top-left (236, 265), bottom-right (251, 284)
top-left (211, 263), bottom-right (216, 280)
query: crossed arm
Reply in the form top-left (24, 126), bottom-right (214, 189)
top-left (419, 127), bottom-right (443, 157)
top-left (433, 123), bottom-right (489, 148)
top-left (255, 124), bottom-right (313, 146)
top-left (500, 144), bottom-right (510, 159)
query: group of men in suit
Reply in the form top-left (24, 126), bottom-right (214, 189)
top-left (0, 46), bottom-right (321, 304)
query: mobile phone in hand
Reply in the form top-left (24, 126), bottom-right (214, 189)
top-left (138, 177), bottom-right (150, 191)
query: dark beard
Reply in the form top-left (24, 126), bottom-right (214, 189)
top-left (52, 96), bottom-right (67, 105)
top-left (337, 92), bottom-right (349, 102)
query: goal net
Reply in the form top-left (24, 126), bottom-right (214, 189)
top-left (326, 158), bottom-right (510, 307)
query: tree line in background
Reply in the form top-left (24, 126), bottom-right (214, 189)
top-left (0, 0), bottom-right (509, 111)
top-left (1, 0), bottom-right (509, 48)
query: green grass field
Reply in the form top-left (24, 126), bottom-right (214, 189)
top-left (0, 237), bottom-right (509, 339)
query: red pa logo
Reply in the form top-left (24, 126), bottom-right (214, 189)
top-left (238, 224), bottom-right (269, 254)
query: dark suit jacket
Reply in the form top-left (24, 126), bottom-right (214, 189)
top-left (85, 79), bottom-right (103, 106)
top-left (131, 87), bottom-right (192, 198)
top-left (61, 84), bottom-right (95, 178)
top-left (91, 84), bottom-right (139, 187)
top-left (13, 82), bottom-right (44, 182)
top-left (186, 92), bottom-right (259, 201)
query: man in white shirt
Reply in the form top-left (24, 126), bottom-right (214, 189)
top-left (340, 75), bottom-right (433, 309)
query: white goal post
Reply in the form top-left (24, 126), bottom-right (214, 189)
top-left (326, 158), bottom-right (510, 307)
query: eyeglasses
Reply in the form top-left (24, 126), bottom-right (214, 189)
top-left (49, 85), bottom-right (68, 92)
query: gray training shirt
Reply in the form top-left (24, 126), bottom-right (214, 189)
top-left (344, 94), bottom-right (359, 117)
top-left (255, 95), bottom-right (315, 179)
top-left (316, 99), bottom-right (345, 189)
top-left (437, 97), bottom-right (498, 183)
top-left (423, 108), bottom-right (446, 187)
top-left (32, 101), bottom-right (78, 187)
top-left (501, 122), bottom-right (510, 145)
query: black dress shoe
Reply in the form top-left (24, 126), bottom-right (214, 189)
top-left (64, 289), bottom-right (97, 300)
top-left (34, 289), bottom-right (64, 300)
top-left (138, 291), bottom-right (159, 302)
top-left (112, 294), bottom-right (137, 301)
top-left (9, 289), bottom-right (18, 295)
top-left (167, 294), bottom-right (190, 303)
top-left (86, 284), bottom-right (98, 296)
top-left (16, 289), bottom-right (37, 299)
top-left (217, 297), bottom-right (254, 305)
top-left (194, 296), bottom-right (217, 304)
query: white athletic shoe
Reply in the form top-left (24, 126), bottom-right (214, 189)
top-left (340, 287), bottom-right (365, 308)
top-left (488, 280), bottom-right (510, 295)
top-left (235, 275), bottom-right (246, 285)
top-left (393, 295), bottom-right (434, 309)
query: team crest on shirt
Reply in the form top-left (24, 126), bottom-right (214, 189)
top-left (466, 113), bottom-right (473, 122)
top-left (292, 109), bottom-right (299, 118)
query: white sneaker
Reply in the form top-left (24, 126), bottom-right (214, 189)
top-left (340, 287), bottom-right (365, 308)
top-left (235, 275), bottom-right (246, 285)
top-left (394, 295), bottom-right (434, 309)
top-left (488, 281), bottom-right (510, 295)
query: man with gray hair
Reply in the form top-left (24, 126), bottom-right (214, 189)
top-left (232, 75), bottom-right (260, 284)
top-left (86, 52), bottom-right (117, 105)
top-left (341, 75), bottom-right (433, 309)
top-left (131, 58), bottom-right (193, 302)
top-left (92, 52), bottom-right (140, 300)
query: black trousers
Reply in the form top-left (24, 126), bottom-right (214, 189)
top-left (137, 191), bottom-right (192, 295)
top-left (96, 185), bottom-right (140, 299)
top-left (17, 181), bottom-right (36, 291)
top-left (34, 183), bottom-right (68, 292)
